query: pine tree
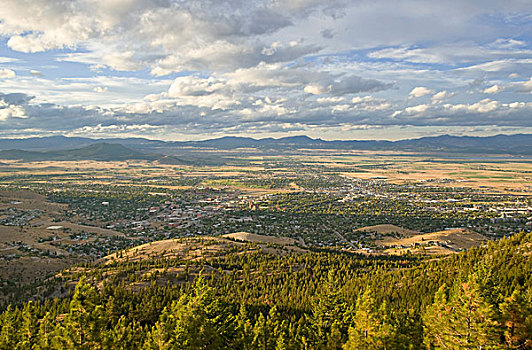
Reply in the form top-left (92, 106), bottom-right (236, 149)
top-left (252, 312), bottom-right (268, 350)
top-left (447, 279), bottom-right (500, 349)
top-left (343, 289), bottom-right (394, 350)
top-left (147, 273), bottom-right (234, 349)
top-left (17, 301), bottom-right (37, 349)
top-left (424, 276), bottom-right (501, 349)
top-left (423, 284), bottom-right (452, 348)
top-left (310, 270), bottom-right (348, 348)
top-left (265, 305), bottom-right (285, 349)
top-left (104, 315), bottom-right (144, 350)
top-left (64, 276), bottom-right (105, 349)
top-left (499, 288), bottom-right (532, 349)
top-left (144, 313), bottom-right (175, 350)
top-left (0, 306), bottom-right (17, 350)
top-left (275, 332), bottom-right (288, 350)
top-left (327, 320), bottom-right (343, 349)
top-left (35, 312), bottom-right (55, 350)
top-left (234, 304), bottom-right (253, 349)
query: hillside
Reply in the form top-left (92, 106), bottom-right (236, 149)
top-left (378, 228), bottom-right (488, 255)
top-left (0, 190), bottom-right (127, 287)
top-left (102, 233), bottom-right (306, 266)
top-left (1, 231), bottom-right (529, 349)
top-left (0, 142), bottom-right (185, 163)
top-left (1, 134), bottom-right (531, 155)
top-left (223, 232), bottom-right (299, 245)
top-left (354, 224), bottom-right (420, 236)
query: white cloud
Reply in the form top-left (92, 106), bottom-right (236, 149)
top-left (483, 84), bottom-right (504, 94)
top-left (409, 87), bottom-right (434, 99)
top-left (0, 0), bottom-right (346, 74)
top-left (304, 84), bottom-right (328, 95)
top-left (317, 96), bottom-right (345, 104)
top-left (0, 57), bottom-right (18, 64)
top-left (30, 70), bottom-right (43, 77)
top-left (168, 76), bottom-right (228, 97)
top-left (444, 99), bottom-right (500, 113)
top-left (515, 77), bottom-right (532, 93)
top-left (404, 104), bottom-right (429, 114)
top-left (351, 96), bottom-right (391, 111)
top-left (489, 38), bottom-right (527, 49)
top-left (0, 0), bottom-right (530, 138)
top-left (0, 100), bottom-right (26, 120)
top-left (93, 86), bottom-right (108, 93)
top-left (455, 59), bottom-right (532, 76)
top-left (0, 68), bottom-right (15, 79)
top-left (431, 91), bottom-right (455, 102)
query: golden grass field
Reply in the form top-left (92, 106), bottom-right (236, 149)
top-left (354, 224), bottom-right (420, 236)
top-left (1, 151), bottom-right (530, 194)
top-left (377, 228), bottom-right (488, 255)
top-left (0, 190), bottom-right (125, 285)
top-left (103, 232), bottom-right (307, 265)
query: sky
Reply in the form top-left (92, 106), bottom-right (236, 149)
top-left (0, 0), bottom-right (530, 141)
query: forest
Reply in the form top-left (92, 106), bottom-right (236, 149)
top-left (0, 231), bottom-right (530, 349)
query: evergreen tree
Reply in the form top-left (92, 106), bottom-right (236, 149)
top-left (35, 312), bottom-right (55, 350)
top-left (447, 278), bottom-right (500, 349)
top-left (423, 284), bottom-right (452, 348)
top-left (17, 301), bottom-right (37, 350)
top-left (310, 270), bottom-right (349, 348)
top-left (64, 276), bottom-right (105, 349)
top-left (0, 306), bottom-right (17, 350)
top-left (424, 276), bottom-right (500, 349)
top-left (234, 304), bottom-right (254, 349)
top-left (252, 312), bottom-right (268, 350)
top-left (343, 289), bottom-right (394, 350)
top-left (147, 274), bottom-right (235, 349)
top-left (499, 288), bottom-right (532, 349)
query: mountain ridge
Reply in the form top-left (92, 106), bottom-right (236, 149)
top-left (0, 142), bottom-right (187, 163)
top-left (0, 134), bottom-right (531, 155)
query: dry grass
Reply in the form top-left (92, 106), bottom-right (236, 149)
top-left (378, 228), bottom-right (488, 255)
top-left (102, 237), bottom-right (236, 264)
top-left (223, 232), bottom-right (297, 245)
top-left (102, 232), bottom-right (307, 265)
top-left (355, 224), bottom-right (419, 236)
top-left (0, 189), bottom-right (126, 285)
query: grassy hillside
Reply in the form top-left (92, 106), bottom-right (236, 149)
top-left (0, 231), bottom-right (530, 349)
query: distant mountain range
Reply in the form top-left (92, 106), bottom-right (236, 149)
top-left (0, 134), bottom-right (531, 159)
top-left (181, 134), bottom-right (532, 155)
top-left (0, 142), bottom-right (185, 163)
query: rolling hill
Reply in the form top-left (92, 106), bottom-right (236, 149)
top-left (0, 134), bottom-right (531, 155)
top-left (0, 142), bottom-right (186, 162)
top-left (377, 228), bottom-right (488, 255)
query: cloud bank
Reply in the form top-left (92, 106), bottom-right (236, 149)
top-left (0, 0), bottom-right (530, 139)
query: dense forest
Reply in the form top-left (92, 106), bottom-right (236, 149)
top-left (0, 232), bottom-right (530, 349)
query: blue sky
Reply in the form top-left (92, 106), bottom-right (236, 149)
top-left (0, 0), bottom-right (530, 140)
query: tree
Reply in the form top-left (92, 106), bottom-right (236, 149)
top-left (63, 276), bottom-right (105, 349)
top-left (146, 274), bottom-right (235, 349)
top-left (343, 289), bottom-right (394, 350)
top-left (234, 304), bottom-right (253, 350)
top-left (499, 288), bottom-right (532, 349)
top-left (310, 270), bottom-right (350, 349)
top-left (17, 301), bottom-right (37, 350)
top-left (35, 312), bottom-right (56, 350)
top-left (0, 306), bottom-right (17, 350)
top-left (423, 276), bottom-right (500, 349)
top-left (423, 284), bottom-right (452, 348)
